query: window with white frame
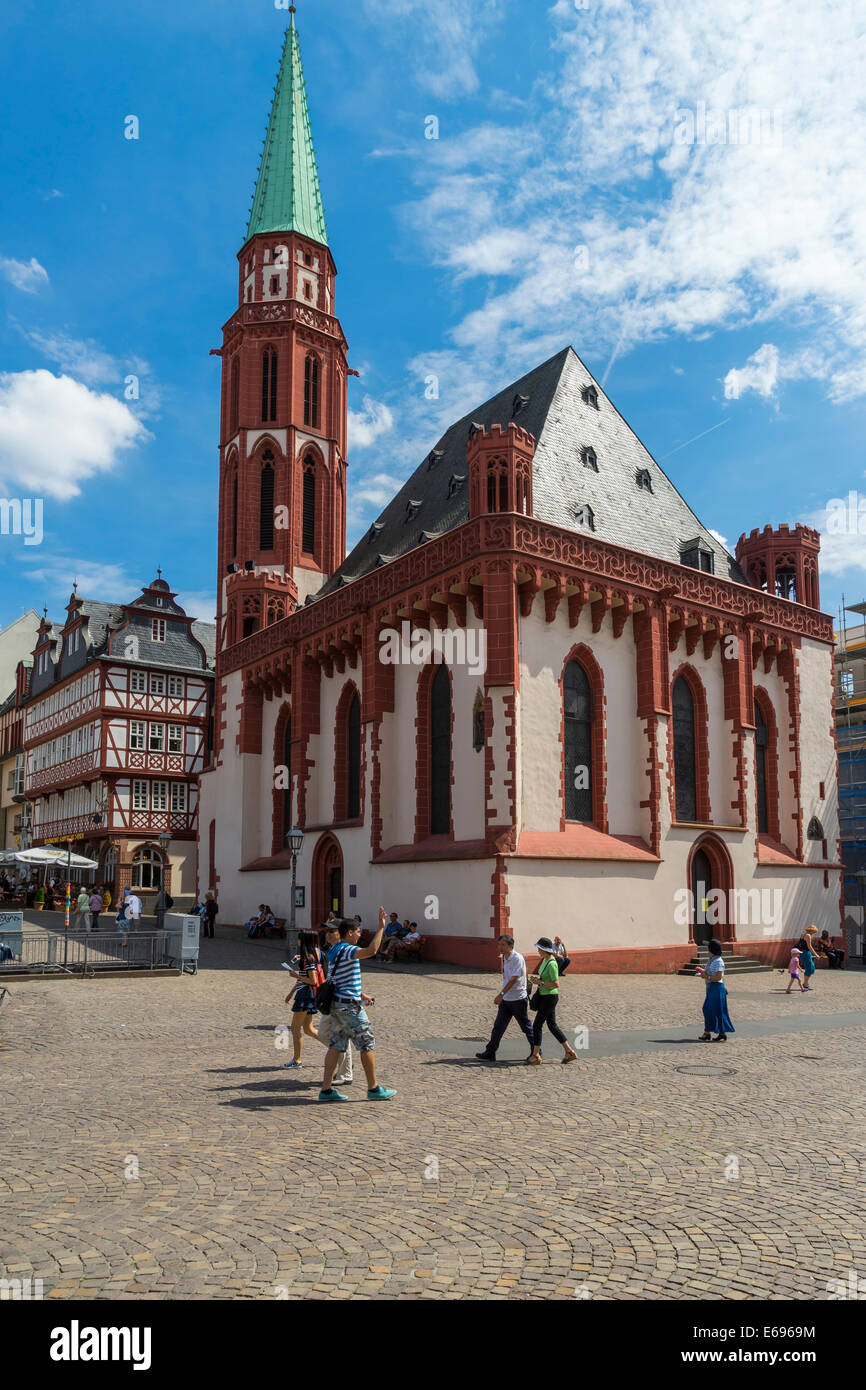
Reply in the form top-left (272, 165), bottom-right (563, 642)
top-left (168, 675), bottom-right (184, 698)
top-left (168, 724), bottom-right (183, 754)
top-left (150, 673), bottom-right (165, 696)
top-left (151, 781), bottom-right (168, 811)
top-left (171, 782), bottom-right (188, 812)
top-left (148, 723), bottom-right (165, 752)
top-left (130, 721), bottom-right (145, 750)
top-left (130, 670), bottom-right (146, 693)
top-left (132, 780), bottom-right (148, 810)
top-left (152, 619), bottom-right (166, 642)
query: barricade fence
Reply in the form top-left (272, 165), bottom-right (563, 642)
top-left (0, 929), bottom-right (185, 976)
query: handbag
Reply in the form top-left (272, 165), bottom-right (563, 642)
top-left (529, 989), bottom-right (541, 1012)
top-left (314, 943), bottom-right (349, 1016)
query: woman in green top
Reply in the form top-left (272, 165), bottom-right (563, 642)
top-left (527, 937), bottom-right (578, 1065)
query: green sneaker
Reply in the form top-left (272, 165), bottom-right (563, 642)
top-left (366, 1085), bottom-right (396, 1100)
top-left (318, 1088), bottom-right (349, 1102)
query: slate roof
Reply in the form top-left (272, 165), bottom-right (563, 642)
top-left (318, 346), bottom-right (743, 599)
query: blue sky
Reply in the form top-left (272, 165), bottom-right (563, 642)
top-left (1, 0), bottom-right (865, 641)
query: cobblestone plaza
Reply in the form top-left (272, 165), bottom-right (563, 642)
top-left (2, 929), bottom-right (865, 1302)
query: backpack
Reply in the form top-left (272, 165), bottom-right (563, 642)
top-left (314, 944), bottom-right (351, 1016)
top-left (165, 894), bottom-right (174, 910)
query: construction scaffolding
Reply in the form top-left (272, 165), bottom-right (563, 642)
top-left (835, 599), bottom-right (866, 941)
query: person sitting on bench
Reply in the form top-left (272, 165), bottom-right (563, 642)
top-left (382, 922), bottom-right (421, 963)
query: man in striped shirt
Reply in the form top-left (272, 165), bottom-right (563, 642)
top-left (319, 907), bottom-right (395, 1102)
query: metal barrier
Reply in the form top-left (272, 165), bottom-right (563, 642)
top-left (0, 929), bottom-right (185, 977)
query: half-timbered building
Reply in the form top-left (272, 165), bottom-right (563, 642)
top-left (198, 17), bottom-right (842, 969)
top-left (20, 577), bottom-right (214, 900)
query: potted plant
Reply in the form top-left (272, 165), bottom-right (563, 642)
top-left (34, 885), bottom-right (45, 910)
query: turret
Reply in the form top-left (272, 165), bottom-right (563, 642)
top-left (735, 523), bottom-right (821, 609)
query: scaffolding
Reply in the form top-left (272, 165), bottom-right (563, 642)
top-left (835, 599), bottom-right (866, 925)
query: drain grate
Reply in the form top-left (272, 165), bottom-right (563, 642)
top-left (675, 1064), bottom-right (736, 1077)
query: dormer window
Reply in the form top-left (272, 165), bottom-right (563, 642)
top-left (574, 504), bottom-right (595, 531)
top-left (636, 468), bottom-right (653, 493)
top-left (467, 422), bottom-right (483, 439)
top-left (367, 522), bottom-right (384, 544)
top-left (426, 449), bottom-right (444, 471)
top-left (680, 538), bottom-right (714, 574)
top-left (581, 447), bottom-right (598, 471)
top-left (581, 386), bottom-right (599, 409)
top-left (448, 474), bottom-right (465, 498)
top-left (405, 499), bottom-right (422, 522)
top-left (152, 618), bottom-right (166, 642)
top-left (512, 393), bottom-right (530, 417)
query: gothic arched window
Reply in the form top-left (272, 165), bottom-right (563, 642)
top-left (261, 347), bottom-right (278, 423)
top-left (231, 472), bottom-right (238, 558)
top-left (304, 354), bottom-right (320, 429)
top-left (755, 698), bottom-right (769, 834)
top-left (430, 664), bottom-right (451, 835)
top-left (347, 692), bottom-right (361, 819)
top-left (672, 675), bottom-right (697, 821)
top-left (282, 714), bottom-right (292, 845)
top-left (132, 846), bottom-right (163, 891)
top-left (259, 450), bottom-right (275, 551)
top-left (302, 460), bottom-right (316, 555)
top-left (564, 659), bottom-right (592, 823)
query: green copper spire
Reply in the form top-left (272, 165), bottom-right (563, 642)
top-left (245, 16), bottom-right (329, 247)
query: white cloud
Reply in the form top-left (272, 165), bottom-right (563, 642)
top-left (175, 590), bottom-right (217, 623)
top-left (724, 343), bottom-right (780, 400)
top-left (20, 330), bottom-right (123, 387)
top-left (709, 528), bottom-right (729, 550)
top-left (350, 472), bottom-right (404, 510)
top-left (362, 0), bottom-right (503, 99)
top-left (348, 395), bottom-right (394, 450)
top-left (22, 558), bottom-right (138, 605)
top-left (388, 0), bottom-right (866, 403)
top-left (0, 256), bottom-right (49, 294)
top-left (0, 371), bottom-right (148, 501)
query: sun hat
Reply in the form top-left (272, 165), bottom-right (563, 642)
top-left (534, 936), bottom-right (556, 954)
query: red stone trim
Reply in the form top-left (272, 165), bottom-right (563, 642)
top-left (217, 515), bottom-right (834, 679)
top-left (684, 832), bottom-right (736, 945)
top-left (777, 642), bottom-right (804, 860)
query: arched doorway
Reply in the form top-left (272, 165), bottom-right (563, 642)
top-left (311, 833), bottom-right (343, 930)
top-left (686, 835), bottom-right (735, 946)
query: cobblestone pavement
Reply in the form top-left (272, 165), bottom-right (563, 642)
top-left (1, 930), bottom-right (865, 1301)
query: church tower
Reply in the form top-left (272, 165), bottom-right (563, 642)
top-left (217, 12), bottom-right (349, 652)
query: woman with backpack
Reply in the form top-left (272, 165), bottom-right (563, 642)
top-left (282, 930), bottom-right (327, 1070)
top-left (526, 937), bottom-right (578, 1065)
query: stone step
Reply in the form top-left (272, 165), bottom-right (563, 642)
top-left (678, 956), bottom-right (774, 976)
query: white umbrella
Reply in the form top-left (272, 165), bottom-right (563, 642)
top-left (14, 848), bottom-right (98, 868)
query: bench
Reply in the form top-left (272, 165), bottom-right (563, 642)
top-left (260, 916), bottom-right (286, 939)
top-left (390, 934), bottom-right (426, 962)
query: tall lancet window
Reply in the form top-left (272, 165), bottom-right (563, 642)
top-left (430, 664), bottom-right (451, 835)
top-left (564, 659), bottom-right (592, 823)
top-left (259, 450), bottom-right (275, 551)
top-left (261, 347), bottom-right (278, 423)
top-left (302, 460), bottom-right (316, 555)
top-left (755, 698), bottom-right (769, 835)
top-left (672, 675), bottom-right (697, 821)
top-left (347, 692), bottom-right (361, 819)
top-left (304, 354), bottom-right (320, 429)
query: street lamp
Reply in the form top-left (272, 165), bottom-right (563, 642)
top-left (158, 831), bottom-right (171, 928)
top-left (285, 827), bottom-right (304, 960)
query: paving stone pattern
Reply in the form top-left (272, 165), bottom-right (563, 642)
top-left (1, 932), bottom-right (865, 1301)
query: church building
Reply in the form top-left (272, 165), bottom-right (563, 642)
top-left (198, 16), bottom-right (841, 969)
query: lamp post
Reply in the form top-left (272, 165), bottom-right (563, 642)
top-left (63, 835), bottom-right (73, 970)
top-left (285, 827), bottom-right (304, 961)
top-left (158, 830), bottom-right (171, 930)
